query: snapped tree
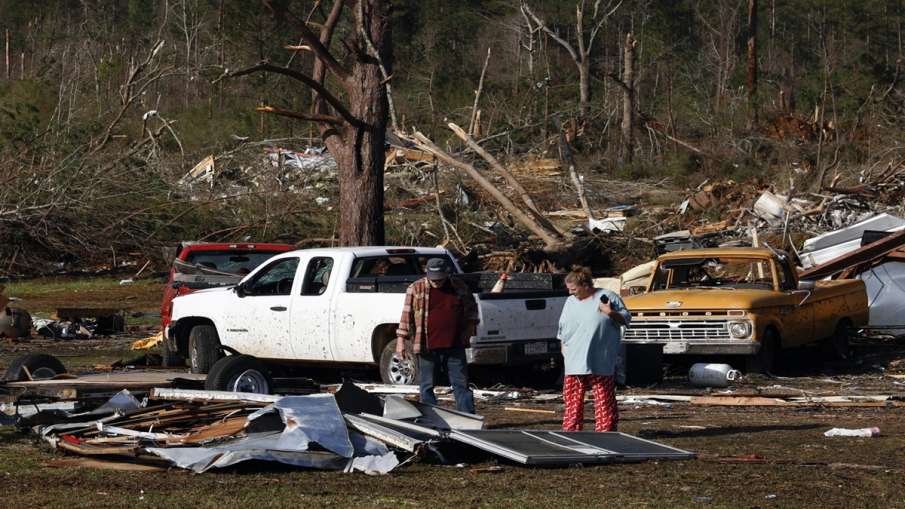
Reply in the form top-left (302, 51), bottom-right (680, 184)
top-left (225, 0), bottom-right (390, 246)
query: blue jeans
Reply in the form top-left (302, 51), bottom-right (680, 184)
top-left (418, 348), bottom-right (475, 414)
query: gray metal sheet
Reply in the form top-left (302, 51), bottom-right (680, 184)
top-left (448, 430), bottom-right (694, 465)
top-left (801, 213), bottom-right (905, 253)
top-left (554, 432), bottom-right (696, 460)
top-left (858, 261), bottom-right (905, 333)
top-left (356, 413), bottom-right (443, 440)
top-left (382, 395), bottom-right (423, 420)
top-left (408, 401), bottom-right (485, 430)
top-left (345, 414), bottom-right (425, 452)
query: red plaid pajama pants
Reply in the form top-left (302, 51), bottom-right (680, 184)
top-left (562, 374), bottom-right (618, 432)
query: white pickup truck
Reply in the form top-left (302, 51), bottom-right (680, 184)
top-left (165, 247), bottom-right (567, 393)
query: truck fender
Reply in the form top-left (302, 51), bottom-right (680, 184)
top-left (370, 323), bottom-right (399, 363)
top-left (758, 321), bottom-right (783, 347)
top-left (170, 317), bottom-right (219, 356)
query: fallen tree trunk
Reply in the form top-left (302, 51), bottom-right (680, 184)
top-left (401, 130), bottom-right (564, 249)
top-left (447, 123), bottom-right (562, 236)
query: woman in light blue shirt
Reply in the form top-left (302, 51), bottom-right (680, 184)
top-left (558, 266), bottom-right (630, 431)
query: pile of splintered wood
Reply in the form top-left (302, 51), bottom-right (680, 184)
top-left (52, 400), bottom-right (269, 457)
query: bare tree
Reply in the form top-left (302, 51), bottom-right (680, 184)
top-left (620, 32), bottom-right (636, 163)
top-left (521, 0), bottom-right (622, 119)
top-left (226, 0), bottom-right (391, 246)
top-left (747, 0), bottom-right (759, 127)
top-left (696, 0), bottom-right (743, 114)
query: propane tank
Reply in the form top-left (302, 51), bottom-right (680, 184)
top-left (688, 363), bottom-right (741, 388)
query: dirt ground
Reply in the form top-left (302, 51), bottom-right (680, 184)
top-left (1, 278), bottom-right (904, 508)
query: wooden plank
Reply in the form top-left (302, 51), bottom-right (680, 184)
top-left (58, 440), bottom-right (139, 457)
top-left (179, 416), bottom-right (248, 444)
top-left (690, 396), bottom-right (793, 406)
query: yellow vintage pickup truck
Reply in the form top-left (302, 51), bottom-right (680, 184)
top-left (622, 247), bottom-right (868, 372)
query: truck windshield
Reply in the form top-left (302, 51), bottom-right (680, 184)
top-left (182, 251), bottom-right (279, 275)
top-left (650, 257), bottom-right (774, 290)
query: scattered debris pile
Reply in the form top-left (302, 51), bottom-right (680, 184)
top-left (34, 308), bottom-right (126, 340)
top-left (7, 382), bottom-right (695, 473)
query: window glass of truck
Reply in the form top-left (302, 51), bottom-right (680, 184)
top-left (350, 255), bottom-right (454, 278)
top-left (302, 257), bottom-right (334, 295)
top-left (245, 257), bottom-right (299, 296)
top-left (184, 251), bottom-right (279, 275)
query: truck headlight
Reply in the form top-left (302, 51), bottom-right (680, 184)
top-left (728, 321), bottom-right (752, 339)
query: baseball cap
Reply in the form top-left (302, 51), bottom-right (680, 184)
top-left (425, 258), bottom-right (451, 280)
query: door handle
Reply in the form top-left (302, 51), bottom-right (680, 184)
top-left (270, 306), bottom-right (287, 312)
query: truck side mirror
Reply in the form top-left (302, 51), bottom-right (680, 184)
top-left (797, 280), bottom-right (816, 291)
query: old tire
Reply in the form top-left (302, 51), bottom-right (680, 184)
top-left (3, 353), bottom-right (67, 381)
top-left (747, 329), bottom-right (779, 375)
top-left (0, 307), bottom-right (32, 338)
top-left (205, 355), bottom-right (272, 394)
top-left (824, 320), bottom-right (853, 361)
top-left (189, 324), bottom-right (221, 374)
top-left (379, 341), bottom-right (419, 385)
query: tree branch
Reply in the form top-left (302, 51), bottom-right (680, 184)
top-left (401, 130), bottom-right (564, 248)
top-left (286, 0), bottom-right (352, 86)
top-left (521, 3), bottom-right (580, 64)
top-left (223, 61), bottom-right (361, 127)
top-left (256, 105), bottom-right (342, 125)
top-left (448, 122), bottom-right (563, 236)
top-left (312, 0), bottom-right (346, 116)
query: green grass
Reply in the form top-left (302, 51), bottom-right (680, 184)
top-left (5, 277), bottom-right (160, 297)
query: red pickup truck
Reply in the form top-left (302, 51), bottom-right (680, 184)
top-left (160, 242), bottom-right (294, 334)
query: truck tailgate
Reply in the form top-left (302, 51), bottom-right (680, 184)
top-left (474, 291), bottom-right (567, 343)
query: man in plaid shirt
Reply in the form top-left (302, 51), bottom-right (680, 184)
top-left (395, 258), bottom-right (479, 413)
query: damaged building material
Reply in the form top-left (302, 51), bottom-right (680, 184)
top-left (8, 379), bottom-right (696, 473)
top-left (36, 307), bottom-right (126, 340)
top-left (447, 430), bottom-right (695, 465)
top-left (799, 213), bottom-right (905, 269)
top-left (798, 220), bottom-right (905, 334)
top-left (33, 391), bottom-right (399, 475)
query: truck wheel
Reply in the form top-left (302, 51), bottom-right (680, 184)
top-left (205, 355), bottom-right (272, 394)
top-left (624, 344), bottom-right (664, 387)
top-left (747, 329), bottom-right (779, 375)
top-left (824, 320), bottom-right (853, 361)
top-left (379, 341), bottom-right (419, 385)
top-left (189, 324), bottom-right (221, 374)
top-left (3, 353), bottom-right (67, 381)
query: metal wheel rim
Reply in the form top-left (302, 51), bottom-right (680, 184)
top-left (30, 367), bottom-right (57, 380)
top-left (229, 369), bottom-right (269, 393)
top-left (190, 343), bottom-right (199, 371)
top-left (387, 353), bottom-right (415, 385)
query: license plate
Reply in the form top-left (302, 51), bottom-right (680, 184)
top-left (524, 342), bottom-right (548, 355)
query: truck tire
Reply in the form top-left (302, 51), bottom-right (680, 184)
top-left (624, 344), bottom-right (664, 386)
top-left (823, 320), bottom-right (853, 361)
top-left (3, 353), bottom-right (67, 381)
top-left (204, 355), bottom-right (272, 394)
top-left (189, 324), bottom-right (221, 374)
top-left (746, 329), bottom-right (779, 375)
top-left (379, 340), bottom-right (419, 385)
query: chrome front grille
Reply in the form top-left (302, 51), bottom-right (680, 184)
top-left (624, 320), bottom-right (730, 341)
